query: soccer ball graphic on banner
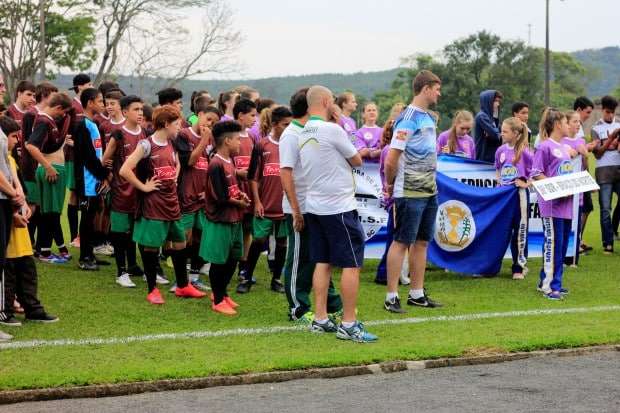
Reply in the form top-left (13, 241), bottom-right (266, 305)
top-left (435, 200), bottom-right (477, 252)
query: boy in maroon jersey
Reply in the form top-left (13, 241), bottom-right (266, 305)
top-left (231, 98), bottom-right (258, 281)
top-left (7, 81), bottom-right (36, 131)
top-left (157, 88), bottom-right (189, 128)
top-left (237, 106), bottom-right (292, 294)
top-left (93, 81), bottom-right (123, 127)
top-left (120, 106), bottom-right (206, 304)
top-left (172, 98), bottom-right (221, 291)
top-left (200, 121), bottom-right (250, 315)
top-left (99, 90), bottom-right (125, 149)
top-left (25, 92), bottom-right (73, 264)
top-left (103, 95), bottom-right (146, 287)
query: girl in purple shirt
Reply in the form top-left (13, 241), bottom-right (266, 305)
top-left (336, 92), bottom-right (358, 137)
top-left (495, 117), bottom-right (533, 279)
top-left (217, 91), bottom-right (238, 123)
top-left (437, 110), bottom-right (476, 159)
top-left (354, 102), bottom-right (383, 162)
top-left (531, 109), bottom-right (574, 300)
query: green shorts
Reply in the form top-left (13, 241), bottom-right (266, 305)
top-left (132, 217), bottom-right (185, 248)
top-left (252, 216), bottom-right (288, 239)
top-left (24, 180), bottom-right (40, 205)
top-left (181, 210), bottom-right (204, 232)
top-left (36, 164), bottom-right (66, 214)
top-left (65, 160), bottom-right (75, 190)
top-left (199, 219), bottom-right (243, 264)
top-left (110, 210), bottom-right (134, 233)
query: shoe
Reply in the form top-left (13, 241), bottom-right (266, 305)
top-left (156, 274), bottom-right (170, 285)
top-left (407, 291), bottom-right (442, 308)
top-left (146, 288), bottom-right (165, 305)
top-left (116, 272), bottom-right (136, 288)
top-left (78, 259), bottom-right (99, 271)
top-left (270, 278), bottom-right (285, 293)
top-left (25, 312), bottom-right (59, 323)
top-left (560, 288), bottom-right (569, 295)
top-left (237, 269), bottom-right (248, 282)
top-left (175, 284), bottom-right (207, 298)
top-left (70, 236), bottom-right (80, 248)
top-left (328, 309), bottom-right (344, 325)
top-left (384, 296), bottom-right (406, 313)
top-left (169, 283), bottom-right (177, 293)
top-left (105, 243), bottom-right (114, 255)
top-left (127, 265), bottom-right (144, 277)
top-left (224, 296), bottom-right (239, 309)
top-left (603, 246), bottom-right (614, 255)
top-left (38, 254), bottom-right (67, 264)
top-left (58, 251), bottom-right (72, 261)
top-left (236, 280), bottom-right (252, 294)
top-left (310, 319), bottom-right (338, 333)
top-left (93, 244), bottom-right (113, 256)
top-left (512, 272), bottom-right (525, 280)
top-left (190, 278), bottom-right (211, 291)
top-left (336, 321), bottom-right (378, 343)
top-left (545, 291), bottom-right (563, 300)
top-left (0, 330), bottom-right (13, 342)
top-left (0, 316), bottom-right (22, 327)
top-left (211, 300), bottom-right (237, 315)
top-left (293, 311), bottom-right (315, 325)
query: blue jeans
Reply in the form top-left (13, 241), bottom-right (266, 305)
top-left (598, 182), bottom-right (620, 248)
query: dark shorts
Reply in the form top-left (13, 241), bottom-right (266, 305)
top-left (582, 191), bottom-right (593, 214)
top-left (306, 210), bottom-right (365, 268)
top-left (393, 195), bottom-right (438, 244)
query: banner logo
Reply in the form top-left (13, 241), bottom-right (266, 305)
top-left (435, 200), bottom-right (476, 251)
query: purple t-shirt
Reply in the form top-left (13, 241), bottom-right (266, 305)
top-left (248, 119), bottom-right (261, 143)
top-left (220, 114), bottom-right (234, 122)
top-left (339, 115), bottom-right (357, 136)
top-left (379, 145), bottom-right (393, 209)
top-left (494, 144), bottom-right (534, 186)
top-left (531, 139), bottom-right (575, 219)
top-left (561, 136), bottom-right (587, 205)
top-left (354, 125), bottom-right (383, 162)
top-left (436, 130), bottom-right (476, 159)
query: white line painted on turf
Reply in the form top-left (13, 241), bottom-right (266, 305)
top-left (1, 305), bottom-right (619, 351)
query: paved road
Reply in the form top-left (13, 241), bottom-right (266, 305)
top-left (4, 351), bottom-right (619, 413)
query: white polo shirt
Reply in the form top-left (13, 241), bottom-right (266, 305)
top-left (279, 120), bottom-right (307, 214)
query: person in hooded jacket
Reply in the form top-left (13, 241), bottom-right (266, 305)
top-left (474, 90), bottom-right (503, 163)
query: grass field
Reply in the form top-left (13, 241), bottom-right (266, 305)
top-left (0, 206), bottom-right (618, 391)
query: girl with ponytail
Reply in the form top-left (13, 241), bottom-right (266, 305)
top-left (495, 117), bottom-right (534, 279)
top-left (437, 110), bottom-right (475, 159)
top-left (217, 91), bottom-right (238, 122)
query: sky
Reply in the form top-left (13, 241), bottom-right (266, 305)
top-left (186, 0), bottom-right (619, 80)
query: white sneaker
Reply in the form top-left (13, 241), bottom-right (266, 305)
top-left (0, 330), bottom-right (13, 342)
top-left (200, 263), bottom-right (211, 275)
top-left (104, 243), bottom-right (114, 255)
top-left (116, 272), bottom-right (136, 288)
top-left (141, 274), bottom-right (170, 285)
top-left (94, 244), bottom-right (113, 256)
top-left (169, 283), bottom-right (177, 293)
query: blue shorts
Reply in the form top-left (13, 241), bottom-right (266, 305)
top-left (306, 210), bottom-right (365, 268)
top-left (393, 195), bottom-right (438, 244)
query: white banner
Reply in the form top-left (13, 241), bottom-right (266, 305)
top-left (533, 171), bottom-right (599, 201)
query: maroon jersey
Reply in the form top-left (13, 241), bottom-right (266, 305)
top-left (6, 103), bottom-right (28, 150)
top-left (177, 127), bottom-right (210, 214)
top-left (248, 136), bottom-right (283, 219)
top-left (204, 154), bottom-right (243, 223)
top-left (233, 131), bottom-right (254, 213)
top-left (139, 136), bottom-right (181, 221)
top-left (110, 125), bottom-right (146, 214)
top-left (93, 112), bottom-right (110, 127)
top-left (19, 107), bottom-right (40, 181)
top-left (66, 97), bottom-right (84, 162)
top-left (98, 117), bottom-right (125, 150)
top-left (28, 112), bottom-right (71, 155)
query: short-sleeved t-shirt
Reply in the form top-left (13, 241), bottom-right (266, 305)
top-left (98, 117), bottom-right (125, 148)
top-left (531, 138), bottom-right (574, 219)
top-left (436, 130), bottom-right (476, 159)
top-left (354, 125), bottom-right (383, 162)
top-left (279, 120), bottom-right (307, 214)
top-left (390, 105), bottom-right (437, 198)
top-left (591, 119), bottom-right (620, 184)
top-left (110, 125), bottom-right (146, 213)
top-left (494, 144), bottom-right (533, 186)
top-left (339, 115), bottom-right (357, 136)
top-left (248, 136), bottom-right (283, 218)
top-left (298, 116), bottom-right (358, 215)
top-left (138, 137), bottom-right (180, 221)
top-left (204, 153), bottom-right (243, 223)
top-left (83, 118), bottom-right (104, 197)
top-left (232, 130), bottom-right (254, 214)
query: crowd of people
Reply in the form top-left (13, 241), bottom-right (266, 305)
top-left (0, 68), bottom-right (618, 343)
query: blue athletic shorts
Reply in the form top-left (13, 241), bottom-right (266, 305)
top-left (306, 210), bottom-right (365, 268)
top-left (393, 195), bottom-right (438, 244)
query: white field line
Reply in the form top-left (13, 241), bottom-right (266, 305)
top-left (1, 305), bottom-right (619, 351)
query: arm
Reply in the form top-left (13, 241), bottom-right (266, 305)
top-left (592, 129), bottom-right (618, 159)
top-left (210, 165), bottom-right (249, 209)
top-left (102, 132), bottom-right (119, 168)
top-left (347, 152), bottom-right (363, 167)
top-left (247, 145), bottom-right (263, 216)
top-left (384, 148), bottom-right (403, 197)
top-left (280, 167), bottom-right (303, 231)
top-left (119, 143), bottom-right (160, 193)
top-left (26, 122), bottom-right (57, 182)
top-left (76, 123), bottom-right (110, 181)
top-left (477, 114), bottom-right (501, 142)
top-left (188, 126), bottom-right (212, 166)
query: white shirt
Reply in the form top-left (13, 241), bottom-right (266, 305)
top-left (591, 118), bottom-right (620, 168)
top-left (298, 116), bottom-right (358, 215)
top-left (279, 120), bottom-right (307, 214)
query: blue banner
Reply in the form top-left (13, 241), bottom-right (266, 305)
top-left (428, 172), bottom-right (519, 275)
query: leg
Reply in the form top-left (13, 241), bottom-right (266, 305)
top-left (14, 257), bottom-right (44, 317)
top-left (340, 267), bottom-right (360, 323)
top-left (598, 183), bottom-right (614, 249)
top-left (140, 247), bottom-right (159, 293)
top-left (111, 232), bottom-right (128, 276)
top-left (272, 237), bottom-right (287, 281)
top-left (0, 201), bottom-right (13, 321)
top-left (78, 199), bottom-right (97, 262)
top-left (410, 241), bottom-right (429, 290)
top-left (387, 240), bottom-right (408, 293)
top-left (540, 217), bottom-right (555, 293)
top-left (168, 241), bottom-right (188, 288)
top-left (312, 263), bottom-right (332, 321)
top-left (550, 218), bottom-right (567, 292)
top-left (67, 202), bottom-right (79, 242)
top-left (375, 205), bottom-right (394, 283)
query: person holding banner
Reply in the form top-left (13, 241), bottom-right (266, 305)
top-left (531, 108), bottom-right (574, 300)
top-left (383, 70), bottom-right (443, 313)
top-left (495, 117), bottom-right (533, 279)
top-left (436, 110), bottom-right (475, 159)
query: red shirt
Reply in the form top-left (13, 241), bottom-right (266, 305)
top-left (110, 125), bottom-right (146, 214)
top-left (98, 117), bottom-right (125, 150)
top-left (176, 127), bottom-right (211, 214)
top-left (232, 131), bottom-right (254, 214)
top-left (204, 154), bottom-right (244, 223)
top-left (248, 136), bottom-right (283, 219)
top-left (66, 97), bottom-right (85, 162)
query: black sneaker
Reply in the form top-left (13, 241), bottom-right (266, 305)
top-left (384, 296), bottom-right (406, 313)
top-left (127, 265), bottom-right (144, 277)
top-left (310, 319), bottom-right (338, 333)
top-left (407, 292), bottom-right (443, 308)
top-left (26, 312), bottom-right (59, 323)
top-left (236, 280), bottom-right (252, 294)
top-left (270, 278), bottom-right (285, 293)
top-left (79, 259), bottom-right (99, 271)
top-left (0, 316), bottom-right (22, 327)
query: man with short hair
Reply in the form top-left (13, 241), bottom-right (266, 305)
top-left (383, 70), bottom-right (443, 314)
top-left (574, 96), bottom-right (595, 140)
top-left (299, 85), bottom-right (377, 343)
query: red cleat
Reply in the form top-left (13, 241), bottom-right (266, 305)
top-left (175, 284), bottom-right (207, 298)
top-left (211, 300), bottom-right (237, 315)
top-left (147, 288), bottom-right (165, 305)
top-left (224, 296), bottom-right (239, 309)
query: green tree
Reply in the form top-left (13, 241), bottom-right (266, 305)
top-left (0, 0), bottom-right (97, 99)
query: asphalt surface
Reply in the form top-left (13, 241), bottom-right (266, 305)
top-left (4, 351), bottom-right (619, 413)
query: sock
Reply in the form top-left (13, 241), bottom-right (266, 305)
top-left (238, 260), bottom-right (247, 275)
top-left (342, 321), bottom-right (355, 328)
top-left (68, 204), bottom-right (79, 241)
top-left (272, 239), bottom-right (286, 280)
top-left (169, 249), bottom-right (189, 288)
top-left (111, 232), bottom-right (127, 277)
top-left (209, 263), bottom-right (225, 304)
top-left (27, 207), bottom-right (39, 247)
top-left (245, 240), bottom-right (264, 281)
top-left (222, 258), bottom-right (237, 297)
top-left (409, 289), bottom-right (424, 299)
top-left (314, 318), bottom-right (329, 324)
top-left (141, 249), bottom-right (159, 292)
top-left (127, 240), bottom-right (138, 268)
top-left (386, 292), bottom-right (398, 301)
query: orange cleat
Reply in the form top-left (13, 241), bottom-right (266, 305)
top-left (147, 288), bottom-right (165, 305)
top-left (224, 296), bottom-right (239, 309)
top-left (175, 284), bottom-right (207, 298)
top-left (211, 300), bottom-right (237, 315)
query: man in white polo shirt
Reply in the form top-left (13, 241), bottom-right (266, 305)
top-left (298, 85), bottom-right (377, 343)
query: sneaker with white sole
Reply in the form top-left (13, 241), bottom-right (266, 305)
top-left (191, 278), bottom-right (211, 291)
top-left (93, 244), bottom-right (113, 256)
top-left (116, 272), bottom-right (136, 288)
top-left (336, 321), bottom-right (378, 343)
top-left (142, 274), bottom-right (171, 285)
top-left (0, 330), bottom-right (13, 342)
